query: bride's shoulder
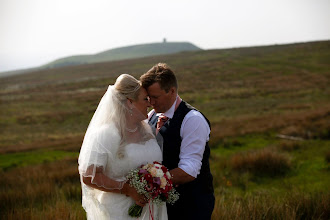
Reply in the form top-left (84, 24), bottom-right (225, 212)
top-left (96, 123), bottom-right (120, 141)
top-left (99, 123), bottom-right (118, 132)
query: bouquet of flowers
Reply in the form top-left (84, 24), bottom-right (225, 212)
top-left (126, 161), bottom-right (179, 218)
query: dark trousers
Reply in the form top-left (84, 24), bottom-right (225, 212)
top-left (167, 191), bottom-right (215, 220)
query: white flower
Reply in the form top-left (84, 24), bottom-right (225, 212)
top-left (154, 164), bottom-right (162, 169)
top-left (166, 171), bottom-right (171, 179)
top-left (156, 169), bottom-right (164, 177)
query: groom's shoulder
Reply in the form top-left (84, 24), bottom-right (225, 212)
top-left (185, 108), bottom-right (211, 129)
top-left (185, 109), bottom-right (206, 121)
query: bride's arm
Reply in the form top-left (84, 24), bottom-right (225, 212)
top-left (82, 165), bottom-right (147, 206)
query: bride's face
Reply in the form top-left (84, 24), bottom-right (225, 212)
top-left (132, 87), bottom-right (151, 120)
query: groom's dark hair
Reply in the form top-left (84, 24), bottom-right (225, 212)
top-left (140, 63), bottom-right (178, 93)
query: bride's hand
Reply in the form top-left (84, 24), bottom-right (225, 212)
top-left (132, 188), bottom-right (148, 207)
top-left (123, 183), bottom-right (148, 207)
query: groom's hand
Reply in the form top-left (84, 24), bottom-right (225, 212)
top-left (170, 168), bottom-right (195, 186)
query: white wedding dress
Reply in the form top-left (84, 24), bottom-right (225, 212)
top-left (80, 123), bottom-right (168, 220)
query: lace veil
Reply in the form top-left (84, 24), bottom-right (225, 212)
top-left (78, 74), bottom-right (155, 192)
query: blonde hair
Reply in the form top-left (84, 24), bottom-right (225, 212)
top-left (113, 74), bottom-right (152, 158)
top-left (114, 74), bottom-right (141, 101)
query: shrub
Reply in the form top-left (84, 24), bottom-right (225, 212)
top-left (230, 148), bottom-right (291, 176)
top-left (326, 150), bottom-right (330, 164)
top-left (278, 140), bottom-right (302, 151)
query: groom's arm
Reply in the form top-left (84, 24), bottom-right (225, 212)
top-left (171, 111), bottom-right (210, 185)
top-left (170, 167), bottom-right (195, 185)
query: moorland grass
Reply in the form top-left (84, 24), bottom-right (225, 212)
top-left (0, 158), bottom-right (85, 219)
top-left (0, 150), bottom-right (78, 170)
top-left (212, 191), bottom-right (329, 220)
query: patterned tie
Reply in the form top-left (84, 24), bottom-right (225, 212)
top-left (156, 114), bottom-right (169, 135)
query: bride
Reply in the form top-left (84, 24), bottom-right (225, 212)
top-left (78, 74), bottom-right (167, 219)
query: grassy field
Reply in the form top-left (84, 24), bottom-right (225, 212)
top-left (0, 40), bottom-right (329, 219)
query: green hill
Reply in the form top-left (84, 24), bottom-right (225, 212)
top-left (42, 41), bottom-right (201, 69)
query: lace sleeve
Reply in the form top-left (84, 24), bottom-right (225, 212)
top-left (78, 124), bottom-right (125, 190)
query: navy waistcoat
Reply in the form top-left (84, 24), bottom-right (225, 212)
top-left (149, 100), bottom-right (214, 219)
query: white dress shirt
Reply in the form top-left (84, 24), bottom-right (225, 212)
top-left (148, 96), bottom-right (210, 178)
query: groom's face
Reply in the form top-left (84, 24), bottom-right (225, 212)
top-left (146, 82), bottom-right (176, 113)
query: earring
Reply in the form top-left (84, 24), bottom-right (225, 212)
top-left (130, 108), bottom-right (133, 116)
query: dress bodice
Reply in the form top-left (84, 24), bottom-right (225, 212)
top-left (107, 138), bottom-right (163, 180)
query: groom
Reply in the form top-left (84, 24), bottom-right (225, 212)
top-left (140, 63), bottom-right (215, 220)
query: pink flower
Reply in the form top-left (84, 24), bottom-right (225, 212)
top-left (153, 177), bottom-right (161, 186)
top-left (138, 168), bottom-right (148, 175)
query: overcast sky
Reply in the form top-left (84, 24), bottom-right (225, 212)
top-left (1, 0), bottom-right (329, 73)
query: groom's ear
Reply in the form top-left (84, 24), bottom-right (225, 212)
top-left (169, 87), bottom-right (176, 95)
